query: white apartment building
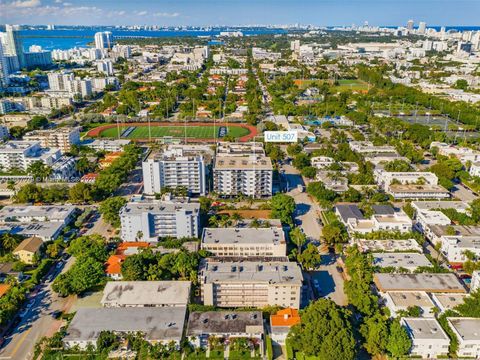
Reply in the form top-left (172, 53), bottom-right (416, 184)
top-left (469, 161), bottom-right (480, 178)
top-left (471, 270), bottom-right (480, 292)
top-left (23, 127), bottom-right (80, 153)
top-left (447, 318), bottom-right (480, 358)
top-left (67, 78), bottom-right (92, 98)
top-left (0, 141), bottom-right (61, 171)
top-left (97, 60), bottom-right (114, 75)
top-left (142, 147), bottom-right (207, 196)
top-left (23, 95), bottom-right (73, 110)
top-left (440, 235), bottom-right (480, 264)
top-left (401, 318), bottom-right (450, 358)
top-left (383, 291), bottom-right (436, 318)
top-left (120, 198), bottom-right (200, 242)
top-left (200, 227), bottom-right (287, 257)
top-left (374, 170), bottom-right (439, 189)
top-left (214, 155), bottom-right (273, 198)
top-left (83, 139), bottom-right (131, 152)
top-left (199, 259), bottom-right (303, 309)
top-left (349, 141), bottom-right (397, 154)
top-left (414, 209), bottom-right (452, 235)
top-left (94, 31), bottom-right (113, 50)
top-left (431, 142), bottom-right (480, 164)
top-left (47, 71), bottom-right (74, 91)
top-left (91, 76), bottom-right (118, 92)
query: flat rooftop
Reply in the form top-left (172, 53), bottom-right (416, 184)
top-left (386, 291), bottom-right (435, 308)
top-left (0, 205), bottom-right (75, 222)
top-left (431, 293), bottom-right (468, 311)
top-left (412, 201), bottom-right (469, 213)
top-left (402, 317), bottom-right (449, 341)
top-left (429, 225), bottom-right (480, 238)
top-left (201, 227), bottom-right (285, 246)
top-left (215, 155), bottom-right (273, 170)
top-left (216, 142), bottom-right (265, 156)
top-left (120, 200), bottom-right (200, 216)
top-left (372, 252), bottom-right (432, 269)
top-left (101, 281), bottom-right (191, 307)
top-left (374, 273), bottom-right (466, 293)
top-left (447, 318), bottom-right (480, 341)
top-left (335, 204), bottom-right (365, 222)
top-left (0, 222), bottom-right (64, 240)
top-left (357, 239), bottom-right (422, 253)
top-left (0, 140), bottom-right (37, 152)
top-left (64, 307), bottom-right (186, 343)
top-left (200, 259), bottom-right (303, 285)
top-left (187, 311), bottom-right (264, 336)
top-left (389, 184), bottom-right (449, 193)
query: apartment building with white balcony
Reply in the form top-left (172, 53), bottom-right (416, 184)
top-left (213, 155), bottom-right (273, 198)
top-left (142, 146), bottom-right (209, 196)
top-left (120, 198), bottom-right (200, 242)
top-left (440, 235), bottom-right (480, 264)
top-left (200, 227), bottom-right (287, 257)
top-left (431, 142), bottom-right (480, 164)
top-left (447, 318), bottom-right (480, 359)
top-left (0, 141), bottom-right (61, 171)
top-left (349, 141), bottom-right (397, 154)
top-left (199, 259), bottom-right (303, 309)
top-left (23, 127), bottom-right (80, 153)
top-left (401, 318), bottom-right (450, 358)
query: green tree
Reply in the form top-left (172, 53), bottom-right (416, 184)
top-left (290, 227), bottom-right (307, 254)
top-left (69, 183), bottom-right (93, 203)
top-left (270, 193), bottom-right (296, 226)
top-left (360, 313), bottom-right (388, 356)
top-left (322, 222), bottom-right (347, 246)
top-left (386, 319), bottom-right (411, 358)
top-left (99, 196), bottom-right (127, 227)
top-left (96, 331), bottom-right (118, 352)
top-left (288, 299), bottom-right (356, 360)
top-left (301, 166), bottom-right (317, 179)
top-left (27, 161), bottom-right (52, 182)
top-left (297, 243), bottom-right (320, 270)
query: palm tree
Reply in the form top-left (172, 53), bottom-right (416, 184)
top-left (231, 212), bottom-right (243, 226)
top-left (290, 227), bottom-right (307, 254)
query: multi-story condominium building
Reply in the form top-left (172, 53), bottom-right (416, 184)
top-left (94, 31), bottom-right (113, 50)
top-left (0, 141), bottom-right (61, 171)
top-left (0, 205), bottom-right (76, 223)
top-left (120, 198), bottom-right (200, 242)
top-left (23, 95), bottom-right (73, 110)
top-left (216, 142), bottom-right (265, 157)
top-left (83, 139), bottom-right (131, 152)
top-left (47, 71), bottom-right (74, 91)
top-left (440, 235), bottom-right (480, 264)
top-left (447, 318), bottom-right (480, 358)
top-left (0, 124), bottom-right (9, 140)
top-left (374, 170), bottom-right (439, 189)
top-left (349, 141), bottom-right (397, 154)
top-left (431, 142), bottom-right (480, 164)
top-left (142, 146), bottom-right (208, 196)
top-left (401, 318), bottom-right (450, 358)
top-left (23, 127), bottom-right (80, 153)
top-left (213, 155), bottom-right (273, 197)
top-left (200, 227), bottom-right (287, 257)
top-left (199, 259), bottom-right (303, 309)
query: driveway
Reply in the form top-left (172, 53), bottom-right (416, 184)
top-left (308, 254), bottom-right (347, 306)
top-left (451, 183), bottom-right (478, 202)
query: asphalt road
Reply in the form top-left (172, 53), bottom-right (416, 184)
top-left (0, 257), bottom-right (75, 360)
top-left (282, 164), bottom-right (324, 249)
top-left (451, 183), bottom-right (478, 202)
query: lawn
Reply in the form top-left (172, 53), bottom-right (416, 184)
top-left (229, 349), bottom-right (262, 359)
top-left (334, 79), bottom-right (369, 92)
top-left (98, 125), bottom-right (249, 139)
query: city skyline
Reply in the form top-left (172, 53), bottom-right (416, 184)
top-left (1, 0), bottom-right (480, 27)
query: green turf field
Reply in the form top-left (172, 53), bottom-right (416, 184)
top-left (98, 125), bottom-right (250, 139)
top-left (334, 79), bottom-right (369, 91)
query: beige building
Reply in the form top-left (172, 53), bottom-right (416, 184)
top-left (200, 227), bottom-right (286, 257)
top-left (13, 236), bottom-right (43, 264)
top-left (199, 259), bottom-right (303, 309)
top-left (23, 127), bottom-right (80, 153)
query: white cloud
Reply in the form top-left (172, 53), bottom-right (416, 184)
top-left (134, 10), bottom-right (148, 16)
top-left (9, 0), bottom-right (41, 8)
top-left (153, 12), bottom-right (180, 18)
top-left (62, 2), bottom-right (72, 6)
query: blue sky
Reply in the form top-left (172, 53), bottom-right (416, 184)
top-left (1, 0), bottom-right (479, 26)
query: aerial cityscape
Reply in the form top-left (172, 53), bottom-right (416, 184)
top-left (0, 1), bottom-right (480, 359)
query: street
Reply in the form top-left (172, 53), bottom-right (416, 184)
top-left (0, 257), bottom-right (75, 360)
top-left (282, 164), bottom-right (324, 250)
top-left (451, 183), bottom-right (478, 202)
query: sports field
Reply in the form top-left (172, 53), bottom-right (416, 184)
top-left (97, 124), bottom-right (250, 139)
top-left (334, 79), bottom-right (369, 92)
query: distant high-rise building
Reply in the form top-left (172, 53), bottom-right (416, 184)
top-left (0, 43), bottom-right (9, 89)
top-left (48, 71), bottom-right (74, 91)
top-left (406, 20), bottom-right (414, 31)
top-left (4, 24), bottom-right (25, 70)
top-left (97, 60), bottom-right (114, 75)
top-left (94, 31), bottom-right (113, 50)
top-left (418, 22), bottom-right (427, 34)
top-left (47, 24), bottom-right (55, 30)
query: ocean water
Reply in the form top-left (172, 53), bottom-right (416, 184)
top-left (19, 28), bottom-right (286, 50)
